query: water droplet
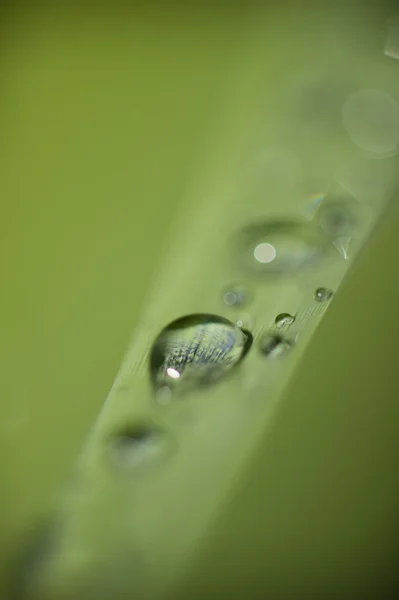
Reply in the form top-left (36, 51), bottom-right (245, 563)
top-left (275, 313), bottom-right (295, 328)
top-left (316, 199), bottom-right (356, 237)
top-left (222, 285), bottom-right (248, 307)
top-left (315, 287), bottom-right (333, 303)
top-left (342, 89), bottom-right (399, 157)
top-left (107, 426), bottom-right (169, 470)
top-left (259, 334), bottom-right (294, 358)
top-left (235, 220), bottom-right (327, 277)
top-left (149, 314), bottom-right (252, 393)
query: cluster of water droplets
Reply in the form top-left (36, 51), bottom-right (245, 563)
top-left (144, 190), bottom-right (345, 406)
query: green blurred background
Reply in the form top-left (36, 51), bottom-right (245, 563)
top-left (0, 2), bottom-right (247, 571)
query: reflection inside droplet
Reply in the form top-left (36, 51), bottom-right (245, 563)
top-left (235, 219), bottom-right (328, 276)
top-left (254, 242), bottom-right (277, 264)
top-left (275, 313), bottom-right (295, 328)
top-left (149, 314), bottom-right (253, 393)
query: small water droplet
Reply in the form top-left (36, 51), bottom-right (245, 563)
top-left (223, 285), bottom-right (248, 307)
top-left (107, 426), bottom-right (169, 470)
top-left (235, 220), bottom-right (327, 277)
top-left (315, 287), bottom-right (333, 303)
top-left (149, 314), bottom-right (252, 393)
top-left (259, 334), bottom-right (294, 358)
top-left (275, 313), bottom-right (295, 328)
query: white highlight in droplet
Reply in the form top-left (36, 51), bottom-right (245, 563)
top-left (342, 89), bottom-right (399, 157)
top-left (254, 242), bottom-right (276, 264)
top-left (166, 367), bottom-right (181, 379)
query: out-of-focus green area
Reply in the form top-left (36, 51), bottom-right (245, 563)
top-left (0, 4), bottom-right (245, 571)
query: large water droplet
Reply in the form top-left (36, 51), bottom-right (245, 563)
top-left (275, 313), bottom-right (295, 328)
top-left (149, 314), bottom-right (252, 392)
top-left (234, 220), bottom-right (327, 276)
top-left (259, 334), bottom-right (294, 358)
top-left (315, 287), bottom-right (333, 303)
